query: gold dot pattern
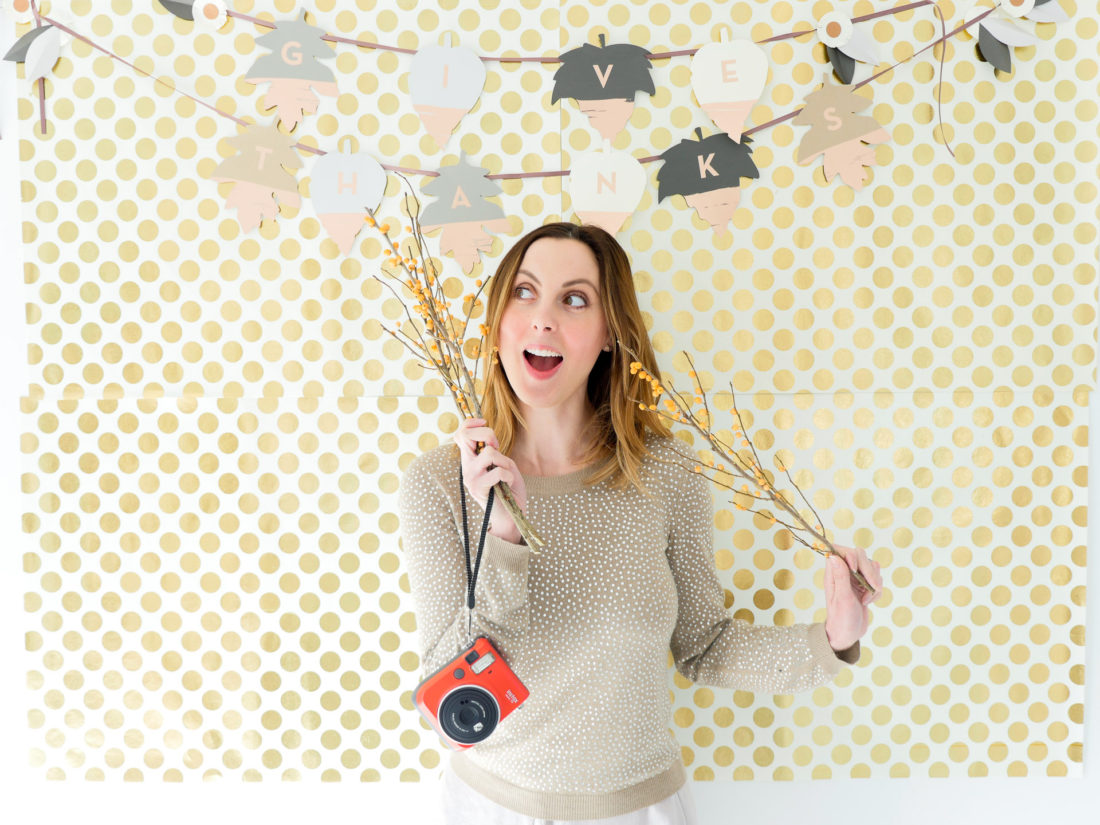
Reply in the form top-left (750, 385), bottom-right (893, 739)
top-left (16, 0), bottom-right (1095, 781)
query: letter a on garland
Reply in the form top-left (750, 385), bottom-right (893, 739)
top-left (418, 152), bottom-right (511, 274)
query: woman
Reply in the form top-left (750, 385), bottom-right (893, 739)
top-left (398, 222), bottom-right (883, 824)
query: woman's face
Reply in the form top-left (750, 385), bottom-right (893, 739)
top-left (497, 237), bottom-right (610, 411)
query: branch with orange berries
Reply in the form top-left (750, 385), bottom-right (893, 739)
top-left (621, 341), bottom-right (876, 597)
top-left (363, 174), bottom-right (545, 552)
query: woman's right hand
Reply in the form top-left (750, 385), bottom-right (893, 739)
top-left (453, 417), bottom-right (528, 541)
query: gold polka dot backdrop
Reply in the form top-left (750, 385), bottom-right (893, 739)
top-left (15, 0), bottom-right (1095, 781)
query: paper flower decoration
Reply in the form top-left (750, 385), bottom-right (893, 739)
top-left (2, 0), bottom-right (35, 25)
top-left (552, 33), bottom-right (655, 141)
top-left (794, 75), bottom-right (891, 190)
top-left (244, 12), bottom-right (338, 131)
top-left (656, 126), bottom-right (759, 238)
top-left (567, 138), bottom-right (647, 235)
top-left (157, 0), bottom-right (226, 28)
top-left (958, 0), bottom-right (1069, 75)
top-left (409, 32), bottom-right (487, 149)
top-left (418, 152), bottom-right (511, 274)
top-left (817, 11), bottom-right (882, 85)
top-left (308, 139), bottom-right (388, 255)
top-left (690, 28), bottom-right (769, 143)
top-left (210, 124), bottom-right (303, 232)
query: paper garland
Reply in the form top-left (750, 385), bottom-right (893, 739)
top-left (4, 2), bottom-right (1070, 265)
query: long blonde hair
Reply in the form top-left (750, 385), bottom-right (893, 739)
top-left (477, 222), bottom-right (673, 497)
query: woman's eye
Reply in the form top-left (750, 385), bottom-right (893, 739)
top-left (513, 285), bottom-right (587, 307)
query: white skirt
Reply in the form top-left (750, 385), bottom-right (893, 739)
top-left (436, 760), bottom-right (699, 825)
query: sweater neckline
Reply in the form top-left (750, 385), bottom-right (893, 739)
top-left (521, 459), bottom-right (601, 497)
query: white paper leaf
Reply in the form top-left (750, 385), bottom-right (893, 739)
top-left (981, 15), bottom-right (1041, 47)
top-left (1027, 3), bottom-right (1069, 23)
top-left (24, 24), bottom-right (61, 83)
top-left (840, 24), bottom-right (881, 65)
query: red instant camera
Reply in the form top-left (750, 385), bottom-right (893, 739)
top-left (413, 635), bottom-right (530, 750)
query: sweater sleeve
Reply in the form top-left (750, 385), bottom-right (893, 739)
top-left (666, 465), bottom-right (860, 693)
top-left (398, 451), bottom-right (533, 678)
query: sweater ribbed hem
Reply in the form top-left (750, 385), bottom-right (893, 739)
top-left (447, 751), bottom-right (687, 820)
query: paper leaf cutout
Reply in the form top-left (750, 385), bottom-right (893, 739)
top-left (826, 45), bottom-right (856, 85)
top-left (309, 147), bottom-right (388, 255)
top-left (1027, 0), bottom-right (1069, 23)
top-left (840, 24), bottom-right (882, 66)
top-left (210, 124), bottom-right (303, 233)
top-left (409, 37), bottom-right (487, 149)
top-left (690, 34), bottom-right (769, 143)
top-left (419, 152), bottom-right (511, 274)
top-left (656, 127), bottom-right (759, 237)
top-left (568, 139), bottom-right (646, 234)
top-left (23, 24), bottom-right (61, 84)
top-left (977, 23), bottom-right (1014, 72)
top-left (157, 0), bottom-right (197, 20)
top-left (551, 33), bottom-right (655, 140)
top-left (981, 17), bottom-right (1041, 47)
top-left (244, 13), bottom-right (338, 132)
top-left (2, 24), bottom-right (54, 64)
top-left (794, 75), bottom-right (890, 191)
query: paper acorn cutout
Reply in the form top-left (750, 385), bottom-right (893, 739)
top-left (157, 0), bottom-right (227, 29)
top-left (794, 75), bottom-right (890, 190)
top-left (211, 123), bottom-right (303, 233)
top-left (567, 138), bottom-right (647, 235)
top-left (419, 151), bottom-right (511, 274)
top-left (309, 137), bottom-right (388, 255)
top-left (552, 33), bottom-right (655, 141)
top-left (409, 32), bottom-right (487, 149)
top-left (958, 0), bottom-right (1068, 75)
top-left (690, 27), bottom-right (769, 143)
top-left (656, 126), bottom-right (759, 238)
top-left (817, 11), bottom-right (882, 85)
top-left (244, 12), bottom-right (338, 132)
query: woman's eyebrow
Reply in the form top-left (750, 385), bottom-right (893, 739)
top-left (517, 269), bottom-right (598, 291)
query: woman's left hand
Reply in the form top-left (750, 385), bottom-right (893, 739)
top-left (823, 544), bottom-right (884, 652)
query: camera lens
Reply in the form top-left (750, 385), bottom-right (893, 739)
top-left (438, 685), bottom-right (499, 744)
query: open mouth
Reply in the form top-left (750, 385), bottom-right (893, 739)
top-left (523, 350), bottom-right (564, 373)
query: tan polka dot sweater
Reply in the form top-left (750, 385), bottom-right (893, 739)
top-left (398, 431), bottom-right (860, 820)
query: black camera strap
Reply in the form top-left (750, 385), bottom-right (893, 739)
top-left (457, 461), bottom-right (494, 618)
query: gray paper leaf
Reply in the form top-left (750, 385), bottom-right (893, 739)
top-left (977, 24), bottom-right (1013, 73)
top-left (157, 1), bottom-right (196, 21)
top-left (827, 45), bottom-right (856, 85)
top-left (3, 24), bottom-right (54, 64)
